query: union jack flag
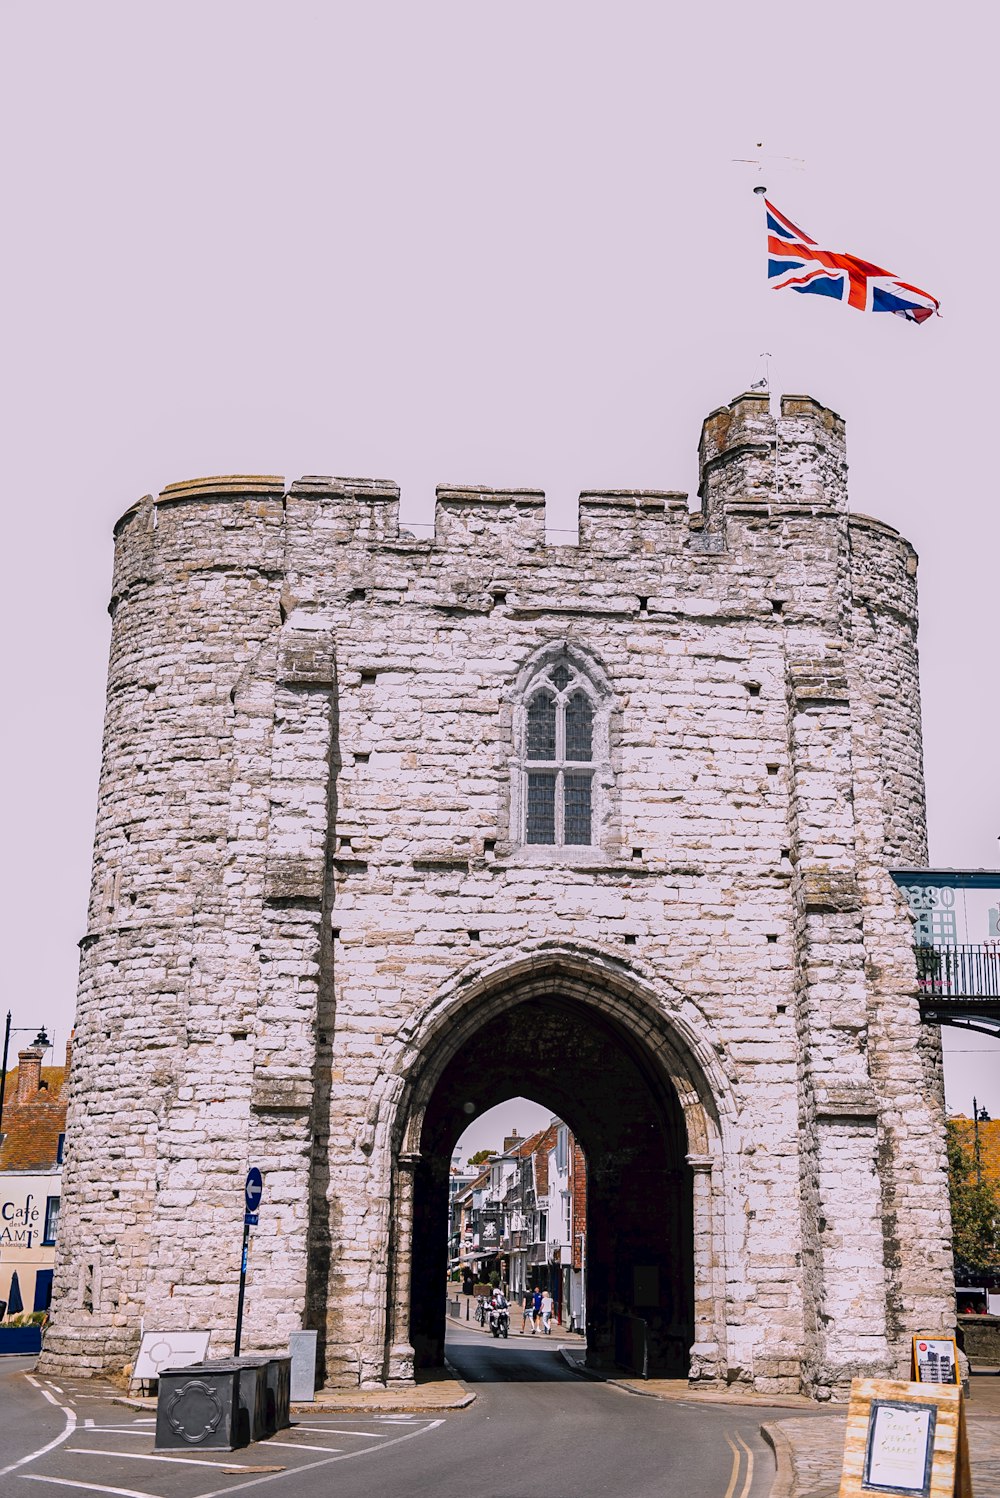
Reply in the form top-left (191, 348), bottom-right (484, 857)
top-left (766, 199), bottom-right (939, 324)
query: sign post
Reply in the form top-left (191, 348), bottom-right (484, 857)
top-left (234, 1166), bottom-right (263, 1357)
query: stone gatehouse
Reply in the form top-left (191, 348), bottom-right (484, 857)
top-left (42, 391), bottom-right (955, 1396)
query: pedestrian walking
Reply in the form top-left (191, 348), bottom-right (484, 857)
top-left (531, 1285), bottom-right (542, 1334)
top-left (521, 1291), bottom-right (533, 1334)
top-left (540, 1288), bottom-right (554, 1334)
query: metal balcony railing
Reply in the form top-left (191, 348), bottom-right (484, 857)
top-left (915, 944), bottom-right (1000, 999)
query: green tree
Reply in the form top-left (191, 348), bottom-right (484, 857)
top-left (467, 1148), bottom-right (495, 1168)
top-left (946, 1119), bottom-right (1000, 1271)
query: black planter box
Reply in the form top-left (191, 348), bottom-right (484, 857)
top-left (155, 1354), bottom-right (292, 1449)
top-left (178, 1359), bottom-right (269, 1442)
top-left (262, 1354), bottom-right (292, 1430)
top-left (155, 1364), bottom-right (246, 1451)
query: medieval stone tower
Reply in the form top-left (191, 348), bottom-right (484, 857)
top-left (42, 393), bottom-right (954, 1396)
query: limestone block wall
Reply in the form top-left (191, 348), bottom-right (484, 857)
top-left (42, 393), bottom-right (955, 1396)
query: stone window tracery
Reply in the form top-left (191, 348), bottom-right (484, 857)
top-left (515, 652), bottom-right (610, 850)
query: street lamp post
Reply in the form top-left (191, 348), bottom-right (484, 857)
top-left (0, 1014), bottom-right (52, 1146)
top-left (972, 1095), bottom-right (991, 1189)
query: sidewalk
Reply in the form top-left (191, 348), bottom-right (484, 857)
top-left (114, 1369), bottom-right (475, 1416)
top-left (559, 1345), bottom-right (819, 1410)
top-left (303, 1370), bottom-right (475, 1413)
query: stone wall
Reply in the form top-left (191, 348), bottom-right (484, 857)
top-left (41, 393), bottom-right (955, 1395)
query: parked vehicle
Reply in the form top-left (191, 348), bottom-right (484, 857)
top-left (475, 1295), bottom-right (488, 1327)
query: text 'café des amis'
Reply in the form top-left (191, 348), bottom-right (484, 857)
top-left (12, 390), bottom-right (998, 1408)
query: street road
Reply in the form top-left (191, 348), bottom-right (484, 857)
top-left (0, 1331), bottom-right (786, 1498)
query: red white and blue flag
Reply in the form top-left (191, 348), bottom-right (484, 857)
top-left (766, 199), bottom-right (939, 324)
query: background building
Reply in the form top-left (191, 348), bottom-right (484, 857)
top-left (0, 1037), bottom-right (68, 1318)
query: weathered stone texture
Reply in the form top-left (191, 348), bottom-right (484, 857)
top-left (42, 394), bottom-right (954, 1396)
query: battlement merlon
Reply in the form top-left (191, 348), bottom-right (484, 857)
top-left (698, 391), bottom-right (848, 520)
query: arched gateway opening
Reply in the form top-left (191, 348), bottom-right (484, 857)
top-left (398, 959), bottom-right (716, 1379)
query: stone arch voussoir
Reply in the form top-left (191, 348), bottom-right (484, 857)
top-left (390, 939), bottom-right (738, 1162)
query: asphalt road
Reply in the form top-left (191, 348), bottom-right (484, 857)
top-left (0, 1332), bottom-right (783, 1498)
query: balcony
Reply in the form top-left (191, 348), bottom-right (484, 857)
top-left (916, 945), bottom-right (1000, 1037)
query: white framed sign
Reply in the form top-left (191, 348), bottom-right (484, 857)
top-left (862, 1399), bottom-right (937, 1497)
top-left (912, 1337), bottom-right (959, 1386)
top-left (133, 1330), bottom-right (211, 1380)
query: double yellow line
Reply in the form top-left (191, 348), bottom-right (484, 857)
top-left (723, 1431), bottom-right (755, 1498)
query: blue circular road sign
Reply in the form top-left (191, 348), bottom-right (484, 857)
top-left (245, 1167), bottom-right (264, 1213)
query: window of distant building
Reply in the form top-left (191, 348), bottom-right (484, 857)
top-left (513, 645), bottom-right (614, 853)
top-left (43, 1195), bottom-right (60, 1246)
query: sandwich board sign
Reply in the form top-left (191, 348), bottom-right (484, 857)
top-left (912, 1337), bottom-right (960, 1386)
top-left (837, 1378), bottom-right (972, 1498)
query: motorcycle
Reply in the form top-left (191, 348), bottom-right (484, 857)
top-left (488, 1302), bottom-right (509, 1339)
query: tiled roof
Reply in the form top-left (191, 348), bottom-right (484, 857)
top-left (531, 1124), bottom-right (560, 1196)
top-left (512, 1129), bottom-right (545, 1160)
top-left (0, 1066), bottom-right (67, 1172)
top-left (950, 1115), bottom-right (1000, 1188)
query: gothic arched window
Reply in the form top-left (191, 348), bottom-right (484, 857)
top-left (519, 658), bottom-right (606, 848)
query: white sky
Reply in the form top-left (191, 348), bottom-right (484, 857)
top-left (1, 4), bottom-right (997, 1109)
top-left (454, 1098), bottom-right (557, 1166)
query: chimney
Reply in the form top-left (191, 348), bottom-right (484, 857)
top-left (16, 1045), bottom-right (44, 1104)
top-left (503, 1131), bottom-right (522, 1152)
top-left (65, 1031), bottom-right (74, 1075)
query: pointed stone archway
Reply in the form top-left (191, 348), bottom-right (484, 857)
top-left (381, 946), bottom-right (734, 1383)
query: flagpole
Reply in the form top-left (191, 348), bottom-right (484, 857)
top-left (753, 184), bottom-right (781, 500)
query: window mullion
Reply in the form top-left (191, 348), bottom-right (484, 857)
top-left (555, 769), bottom-right (564, 845)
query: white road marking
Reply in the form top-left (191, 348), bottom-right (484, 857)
top-left (263, 1440), bottom-right (343, 1453)
top-left (77, 1429), bottom-right (152, 1436)
top-left (0, 1392), bottom-right (77, 1481)
top-left (290, 1425), bottom-right (390, 1438)
top-left (190, 1416), bottom-right (445, 1498)
top-left (68, 1448), bottom-right (266, 1470)
top-left (22, 1480), bottom-right (155, 1498)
